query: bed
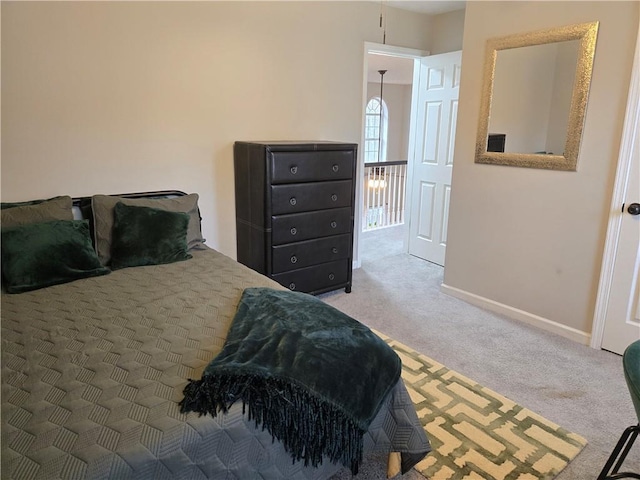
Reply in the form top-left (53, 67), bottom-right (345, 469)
top-left (1, 191), bottom-right (430, 479)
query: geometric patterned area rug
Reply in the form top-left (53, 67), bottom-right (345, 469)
top-left (377, 331), bottom-right (588, 480)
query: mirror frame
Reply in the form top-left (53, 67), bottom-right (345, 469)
top-left (475, 21), bottom-right (599, 171)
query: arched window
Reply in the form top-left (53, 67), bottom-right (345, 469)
top-left (364, 97), bottom-right (388, 163)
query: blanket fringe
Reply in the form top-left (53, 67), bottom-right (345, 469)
top-left (179, 372), bottom-right (364, 474)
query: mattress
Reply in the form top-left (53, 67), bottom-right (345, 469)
top-left (1, 247), bottom-right (430, 479)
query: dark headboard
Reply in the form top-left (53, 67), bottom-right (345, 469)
top-left (72, 190), bottom-right (189, 221)
top-left (71, 191), bottom-right (202, 247)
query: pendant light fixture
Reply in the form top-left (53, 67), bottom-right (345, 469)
top-left (377, 69), bottom-right (387, 163)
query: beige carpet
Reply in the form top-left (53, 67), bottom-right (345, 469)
top-left (379, 331), bottom-right (588, 480)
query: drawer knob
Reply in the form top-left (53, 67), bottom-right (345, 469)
top-left (330, 221), bottom-right (337, 229)
top-left (332, 247), bottom-right (338, 254)
top-left (289, 282), bottom-right (296, 290)
top-left (332, 164), bottom-right (339, 173)
top-left (328, 273), bottom-right (335, 281)
top-left (290, 166), bottom-right (298, 175)
top-left (290, 227), bottom-right (297, 236)
top-left (331, 194), bottom-right (338, 202)
top-left (290, 255), bottom-right (298, 264)
top-left (289, 197), bottom-right (297, 206)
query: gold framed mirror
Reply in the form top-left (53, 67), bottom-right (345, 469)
top-left (475, 22), bottom-right (599, 171)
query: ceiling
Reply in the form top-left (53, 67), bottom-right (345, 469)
top-left (367, 54), bottom-right (415, 85)
top-left (385, 1), bottom-right (466, 16)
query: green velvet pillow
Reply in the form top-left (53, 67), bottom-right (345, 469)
top-left (91, 193), bottom-right (204, 266)
top-left (110, 202), bottom-right (192, 270)
top-left (1, 220), bottom-right (110, 294)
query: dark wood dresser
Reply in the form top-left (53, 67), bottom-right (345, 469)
top-left (234, 141), bottom-right (358, 294)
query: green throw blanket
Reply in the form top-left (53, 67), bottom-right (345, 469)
top-left (179, 287), bottom-right (402, 474)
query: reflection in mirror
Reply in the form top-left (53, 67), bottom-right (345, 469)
top-left (475, 22), bottom-right (598, 171)
top-left (490, 40), bottom-right (580, 155)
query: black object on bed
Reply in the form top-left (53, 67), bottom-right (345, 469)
top-left (180, 287), bottom-right (402, 474)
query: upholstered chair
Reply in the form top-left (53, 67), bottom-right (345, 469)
top-left (598, 340), bottom-right (640, 480)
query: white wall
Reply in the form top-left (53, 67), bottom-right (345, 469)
top-left (1, 1), bottom-right (432, 258)
top-left (429, 8), bottom-right (466, 54)
top-left (546, 40), bottom-right (581, 155)
top-left (444, 1), bottom-right (639, 337)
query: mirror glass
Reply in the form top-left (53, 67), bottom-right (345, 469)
top-left (490, 40), bottom-right (579, 155)
top-left (475, 22), bottom-right (598, 171)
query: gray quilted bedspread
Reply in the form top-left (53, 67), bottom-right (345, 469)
top-left (1, 248), bottom-right (429, 479)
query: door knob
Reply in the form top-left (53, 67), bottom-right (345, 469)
top-left (628, 203), bottom-right (640, 215)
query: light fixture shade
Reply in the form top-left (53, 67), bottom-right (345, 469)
top-left (368, 178), bottom-right (387, 189)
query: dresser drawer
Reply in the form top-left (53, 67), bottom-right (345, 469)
top-left (271, 180), bottom-right (352, 215)
top-left (272, 260), bottom-right (350, 294)
top-left (270, 150), bottom-right (354, 184)
top-left (272, 234), bottom-right (351, 273)
top-left (271, 207), bottom-right (352, 245)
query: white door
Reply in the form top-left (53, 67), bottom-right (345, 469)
top-left (408, 51), bottom-right (462, 266)
top-left (601, 120), bottom-right (640, 354)
top-left (595, 27), bottom-right (640, 356)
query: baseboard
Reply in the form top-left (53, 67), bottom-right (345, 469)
top-left (440, 283), bottom-right (592, 346)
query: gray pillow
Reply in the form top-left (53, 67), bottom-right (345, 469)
top-left (91, 194), bottom-right (204, 266)
top-left (1, 196), bottom-right (73, 228)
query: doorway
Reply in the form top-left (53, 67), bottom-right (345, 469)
top-left (357, 43), bottom-right (462, 268)
top-left (591, 25), bottom-right (640, 355)
top-left (357, 42), bottom-right (425, 267)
